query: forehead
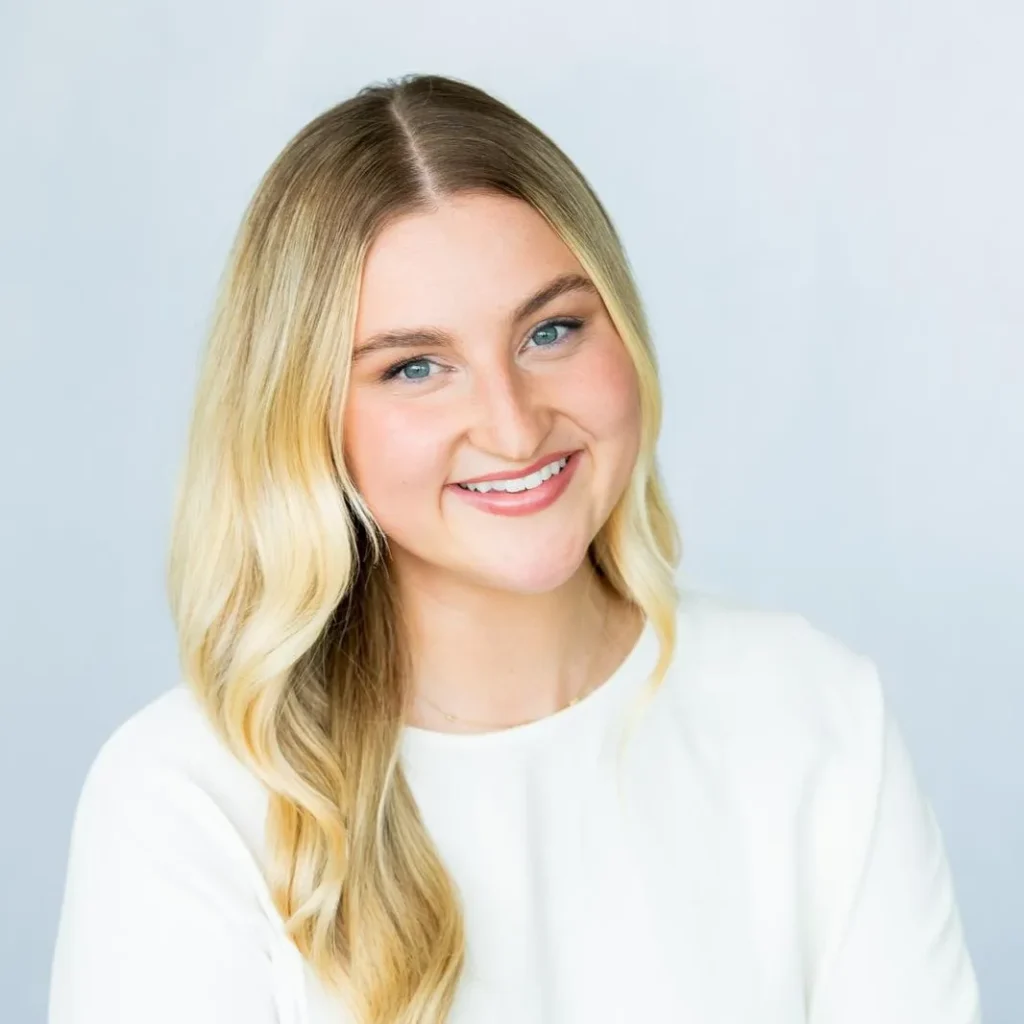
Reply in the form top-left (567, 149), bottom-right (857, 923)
top-left (355, 193), bottom-right (586, 333)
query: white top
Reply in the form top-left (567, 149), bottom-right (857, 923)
top-left (49, 589), bottom-right (982, 1023)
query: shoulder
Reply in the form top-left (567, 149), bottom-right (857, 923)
top-left (655, 587), bottom-right (888, 839)
top-left (662, 590), bottom-right (885, 902)
top-left (676, 586), bottom-right (876, 688)
top-left (664, 588), bottom-right (889, 912)
top-left (672, 587), bottom-right (885, 759)
top-left (71, 684), bottom-right (271, 876)
top-left (52, 689), bottom-right (307, 1023)
top-left (662, 593), bottom-right (981, 1019)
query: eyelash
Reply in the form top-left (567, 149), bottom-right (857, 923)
top-left (379, 316), bottom-right (587, 384)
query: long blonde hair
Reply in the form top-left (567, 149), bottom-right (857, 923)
top-left (166, 73), bottom-right (681, 1024)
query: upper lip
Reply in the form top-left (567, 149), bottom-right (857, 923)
top-left (453, 449), bottom-right (578, 485)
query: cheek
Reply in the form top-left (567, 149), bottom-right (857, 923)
top-left (342, 392), bottom-right (449, 519)
top-left (570, 339), bottom-right (642, 448)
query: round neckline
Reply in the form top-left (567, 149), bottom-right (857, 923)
top-left (400, 612), bottom-right (655, 756)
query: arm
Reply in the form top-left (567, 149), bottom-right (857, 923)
top-left (48, 722), bottom-right (289, 1024)
top-left (808, 660), bottom-right (982, 1023)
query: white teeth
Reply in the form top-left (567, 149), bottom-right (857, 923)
top-left (459, 455), bottom-right (570, 494)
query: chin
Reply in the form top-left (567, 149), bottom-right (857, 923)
top-left (390, 524), bottom-right (600, 595)
top-left (463, 543), bottom-right (592, 596)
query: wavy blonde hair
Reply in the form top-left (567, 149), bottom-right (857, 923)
top-left (166, 73), bottom-right (681, 1023)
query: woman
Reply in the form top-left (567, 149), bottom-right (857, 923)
top-left (49, 73), bottom-right (981, 1023)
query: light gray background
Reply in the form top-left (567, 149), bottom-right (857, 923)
top-left (1, 1), bottom-right (1020, 1021)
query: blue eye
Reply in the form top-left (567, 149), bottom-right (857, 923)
top-left (526, 317), bottom-right (584, 349)
top-left (382, 357), bottom-right (437, 382)
top-left (379, 316), bottom-right (585, 385)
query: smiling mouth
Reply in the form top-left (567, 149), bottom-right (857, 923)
top-left (455, 454), bottom-right (571, 494)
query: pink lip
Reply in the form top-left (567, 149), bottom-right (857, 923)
top-left (453, 449), bottom-right (579, 486)
top-left (448, 450), bottom-right (582, 518)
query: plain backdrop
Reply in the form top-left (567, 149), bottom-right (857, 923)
top-left (1, 1), bottom-right (1021, 1021)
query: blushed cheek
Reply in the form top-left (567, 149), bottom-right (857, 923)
top-left (577, 341), bottom-right (642, 448)
top-left (342, 396), bottom-right (450, 528)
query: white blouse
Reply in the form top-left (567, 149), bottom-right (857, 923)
top-left (49, 588), bottom-right (982, 1023)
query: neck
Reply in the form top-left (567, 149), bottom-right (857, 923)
top-left (394, 554), bottom-right (636, 733)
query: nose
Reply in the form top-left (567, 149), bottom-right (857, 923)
top-left (466, 360), bottom-right (553, 464)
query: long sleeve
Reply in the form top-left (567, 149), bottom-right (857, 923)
top-left (808, 660), bottom-right (983, 1023)
top-left (48, 718), bottom-right (294, 1024)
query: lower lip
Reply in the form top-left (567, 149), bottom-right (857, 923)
top-left (448, 451), bottom-right (582, 517)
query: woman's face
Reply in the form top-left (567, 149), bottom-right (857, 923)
top-left (343, 191), bottom-right (642, 595)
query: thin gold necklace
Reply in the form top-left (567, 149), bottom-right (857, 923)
top-left (414, 596), bottom-right (613, 733)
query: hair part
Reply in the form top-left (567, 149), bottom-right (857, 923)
top-left (166, 72), bottom-right (681, 1024)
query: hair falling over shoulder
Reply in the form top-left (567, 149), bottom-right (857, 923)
top-left (165, 73), bottom-right (681, 1024)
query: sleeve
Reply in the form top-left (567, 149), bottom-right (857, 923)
top-left (808, 658), bottom-right (983, 1023)
top-left (48, 724), bottom-right (288, 1024)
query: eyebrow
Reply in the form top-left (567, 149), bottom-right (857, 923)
top-left (352, 272), bottom-right (598, 360)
